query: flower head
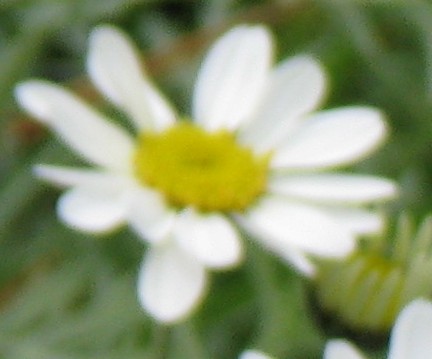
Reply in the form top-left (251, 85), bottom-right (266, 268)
top-left (324, 299), bottom-right (432, 359)
top-left (315, 214), bottom-right (432, 332)
top-left (15, 24), bottom-right (396, 322)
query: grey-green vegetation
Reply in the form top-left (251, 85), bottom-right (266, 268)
top-left (0, 1), bottom-right (431, 358)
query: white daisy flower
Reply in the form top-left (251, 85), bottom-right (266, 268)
top-left (15, 24), bottom-right (396, 323)
top-left (324, 299), bottom-right (432, 359)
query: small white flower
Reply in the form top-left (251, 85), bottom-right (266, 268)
top-left (240, 300), bottom-right (432, 359)
top-left (239, 350), bottom-right (275, 359)
top-left (15, 24), bottom-right (396, 323)
top-left (324, 299), bottom-right (432, 359)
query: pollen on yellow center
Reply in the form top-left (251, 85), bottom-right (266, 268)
top-left (133, 122), bottom-right (270, 212)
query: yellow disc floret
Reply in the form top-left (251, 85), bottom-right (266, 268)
top-left (133, 122), bottom-right (270, 212)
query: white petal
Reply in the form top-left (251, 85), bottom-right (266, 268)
top-left (87, 25), bottom-right (142, 106)
top-left (243, 197), bottom-right (355, 258)
top-left (138, 243), bottom-right (207, 323)
top-left (57, 185), bottom-right (130, 233)
top-left (173, 209), bottom-right (242, 269)
top-left (88, 25), bottom-right (176, 131)
top-left (193, 25), bottom-right (271, 131)
top-left (325, 207), bottom-right (385, 235)
top-left (240, 56), bottom-right (326, 151)
top-left (323, 340), bottom-right (366, 359)
top-left (272, 107), bottom-right (387, 170)
top-left (127, 188), bottom-right (176, 244)
top-left (34, 164), bottom-right (133, 188)
top-left (388, 299), bottom-right (432, 359)
top-left (239, 350), bottom-right (274, 359)
top-left (236, 211), bottom-right (316, 276)
top-left (15, 80), bottom-right (134, 172)
top-left (269, 174), bottom-right (397, 205)
top-left (271, 242), bottom-right (316, 277)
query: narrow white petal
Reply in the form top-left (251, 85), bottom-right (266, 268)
top-left (138, 243), bottom-right (207, 323)
top-left (388, 299), bottom-right (432, 359)
top-left (140, 82), bottom-right (177, 131)
top-left (243, 197), bottom-right (355, 258)
top-left (271, 242), bottom-right (316, 277)
top-left (127, 188), bottom-right (176, 244)
top-left (236, 211), bottom-right (316, 276)
top-left (272, 107), bottom-right (387, 170)
top-left (240, 56), bottom-right (326, 151)
top-left (269, 174), bottom-right (397, 205)
top-left (239, 350), bottom-right (274, 359)
top-left (193, 25), bottom-right (271, 131)
top-left (323, 340), bottom-right (366, 359)
top-left (325, 207), bottom-right (385, 235)
top-left (34, 164), bottom-right (133, 188)
top-left (88, 25), bottom-right (175, 131)
top-left (173, 209), bottom-right (242, 269)
top-left (87, 25), bottom-right (142, 106)
top-left (57, 185), bottom-right (130, 233)
top-left (15, 80), bottom-right (134, 172)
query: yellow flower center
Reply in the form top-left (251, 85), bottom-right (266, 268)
top-left (133, 122), bottom-right (270, 212)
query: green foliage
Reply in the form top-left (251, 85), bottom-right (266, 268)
top-left (1, 1), bottom-right (432, 358)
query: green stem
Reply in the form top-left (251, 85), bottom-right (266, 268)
top-left (246, 242), bottom-right (292, 354)
top-left (404, 0), bottom-right (432, 99)
top-left (245, 241), bottom-right (324, 358)
top-left (151, 323), bottom-right (170, 359)
top-left (172, 321), bottom-right (212, 359)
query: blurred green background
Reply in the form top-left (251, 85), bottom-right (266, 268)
top-left (1, 1), bottom-right (432, 358)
